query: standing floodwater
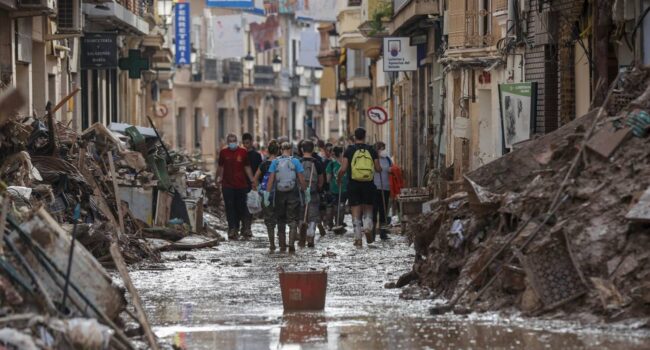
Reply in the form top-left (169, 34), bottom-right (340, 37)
top-left (130, 219), bottom-right (650, 350)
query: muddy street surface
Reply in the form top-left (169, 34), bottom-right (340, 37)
top-left (129, 217), bottom-right (650, 350)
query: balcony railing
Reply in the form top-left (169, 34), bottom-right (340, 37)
top-left (494, 0), bottom-right (508, 13)
top-left (116, 0), bottom-right (153, 18)
top-left (448, 10), bottom-right (497, 49)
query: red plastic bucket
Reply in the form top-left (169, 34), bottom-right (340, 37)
top-left (279, 270), bottom-right (328, 311)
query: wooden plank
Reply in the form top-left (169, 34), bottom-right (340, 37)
top-left (107, 153), bottom-right (125, 237)
top-left (585, 122), bottom-right (632, 159)
top-left (110, 242), bottom-right (159, 350)
top-left (626, 188), bottom-right (650, 223)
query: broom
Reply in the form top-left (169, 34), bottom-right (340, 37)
top-left (332, 180), bottom-right (346, 235)
top-left (298, 162), bottom-right (315, 246)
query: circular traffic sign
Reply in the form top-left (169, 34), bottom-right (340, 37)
top-left (367, 106), bottom-right (389, 125)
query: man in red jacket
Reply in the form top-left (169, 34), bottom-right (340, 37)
top-left (216, 133), bottom-right (255, 240)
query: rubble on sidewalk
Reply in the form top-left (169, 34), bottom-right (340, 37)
top-left (398, 66), bottom-right (650, 322)
top-left (0, 88), bottom-right (226, 348)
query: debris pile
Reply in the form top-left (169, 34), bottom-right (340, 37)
top-left (0, 89), bottom-right (223, 348)
top-left (402, 66), bottom-right (650, 321)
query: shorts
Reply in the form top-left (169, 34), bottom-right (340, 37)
top-left (347, 180), bottom-right (377, 206)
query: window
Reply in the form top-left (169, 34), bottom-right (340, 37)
top-left (177, 107), bottom-right (186, 149)
top-left (218, 108), bottom-right (227, 144)
top-left (194, 108), bottom-right (203, 146)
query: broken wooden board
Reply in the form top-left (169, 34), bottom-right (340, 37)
top-left (10, 209), bottom-right (126, 320)
top-left (585, 122), bottom-right (633, 159)
top-left (159, 235), bottom-right (220, 252)
top-left (626, 188), bottom-right (650, 223)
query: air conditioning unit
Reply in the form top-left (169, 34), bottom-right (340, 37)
top-left (57, 0), bottom-right (82, 34)
top-left (17, 0), bottom-right (56, 12)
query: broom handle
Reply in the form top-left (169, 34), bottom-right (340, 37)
top-left (336, 181), bottom-right (342, 225)
top-left (303, 162), bottom-right (315, 222)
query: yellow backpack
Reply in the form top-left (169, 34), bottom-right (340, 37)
top-left (351, 148), bottom-right (374, 181)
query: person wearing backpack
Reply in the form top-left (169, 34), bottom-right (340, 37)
top-left (299, 140), bottom-right (325, 248)
top-left (266, 142), bottom-right (307, 253)
top-left (253, 140), bottom-right (280, 252)
top-left (337, 128), bottom-right (381, 247)
top-left (326, 146), bottom-right (348, 229)
top-left (372, 141), bottom-right (392, 241)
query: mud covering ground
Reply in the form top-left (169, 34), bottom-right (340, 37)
top-left (124, 218), bottom-right (650, 349)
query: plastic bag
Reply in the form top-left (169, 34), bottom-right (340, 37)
top-left (247, 191), bottom-right (262, 214)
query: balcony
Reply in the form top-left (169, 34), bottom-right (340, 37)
top-left (356, 0), bottom-right (390, 59)
top-left (447, 6), bottom-right (500, 50)
top-left (388, 0), bottom-right (439, 34)
top-left (83, 0), bottom-right (151, 35)
top-left (337, 0), bottom-right (365, 50)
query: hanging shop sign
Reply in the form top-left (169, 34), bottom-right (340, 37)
top-left (498, 82), bottom-right (538, 150)
top-left (175, 2), bottom-right (191, 65)
top-left (80, 33), bottom-right (118, 69)
top-left (367, 106), bottom-right (389, 125)
top-left (383, 37), bottom-right (417, 72)
top-left (206, 0), bottom-right (254, 8)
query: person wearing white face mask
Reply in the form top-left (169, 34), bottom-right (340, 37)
top-left (216, 133), bottom-right (255, 240)
top-left (372, 141), bottom-right (392, 241)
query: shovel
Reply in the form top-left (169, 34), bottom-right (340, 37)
top-left (298, 163), bottom-right (315, 246)
top-left (332, 182), bottom-right (346, 235)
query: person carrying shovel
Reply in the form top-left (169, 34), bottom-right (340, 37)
top-left (298, 140), bottom-right (325, 248)
top-left (326, 146), bottom-right (348, 234)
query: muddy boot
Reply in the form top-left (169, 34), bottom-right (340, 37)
top-left (365, 229), bottom-right (375, 244)
top-left (354, 239), bottom-right (362, 247)
top-left (278, 228), bottom-right (287, 252)
top-left (228, 228), bottom-right (239, 241)
top-left (288, 225), bottom-right (297, 253)
top-left (380, 228), bottom-right (390, 241)
top-left (307, 236), bottom-right (315, 248)
top-left (298, 224), bottom-right (306, 248)
top-left (318, 222), bottom-right (326, 237)
top-left (241, 217), bottom-right (253, 239)
top-left (267, 226), bottom-right (276, 252)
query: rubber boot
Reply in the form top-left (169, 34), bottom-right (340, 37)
top-left (288, 225), bottom-right (297, 253)
top-left (278, 227), bottom-right (287, 252)
top-left (380, 228), bottom-right (390, 241)
top-left (241, 217), bottom-right (253, 239)
top-left (267, 226), bottom-right (276, 252)
top-left (228, 228), bottom-right (239, 241)
top-left (298, 227), bottom-right (306, 248)
top-left (318, 222), bottom-right (326, 237)
top-left (307, 222), bottom-right (316, 248)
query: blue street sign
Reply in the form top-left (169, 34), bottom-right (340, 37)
top-left (175, 2), bottom-right (191, 66)
top-left (206, 0), bottom-right (254, 8)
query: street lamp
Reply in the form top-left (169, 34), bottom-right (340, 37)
top-left (303, 68), bottom-right (312, 80)
top-left (295, 65), bottom-right (304, 76)
top-left (272, 54), bottom-right (282, 73)
top-left (313, 67), bottom-right (323, 80)
top-left (244, 52), bottom-right (255, 71)
top-left (329, 29), bottom-right (339, 49)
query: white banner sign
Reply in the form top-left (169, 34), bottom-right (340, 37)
top-left (383, 37), bottom-right (417, 72)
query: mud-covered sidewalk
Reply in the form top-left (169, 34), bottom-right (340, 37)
top-left (126, 218), bottom-right (650, 349)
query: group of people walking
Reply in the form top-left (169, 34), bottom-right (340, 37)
top-left (215, 127), bottom-right (398, 253)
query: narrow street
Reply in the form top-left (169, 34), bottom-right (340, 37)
top-left (129, 217), bottom-right (650, 350)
